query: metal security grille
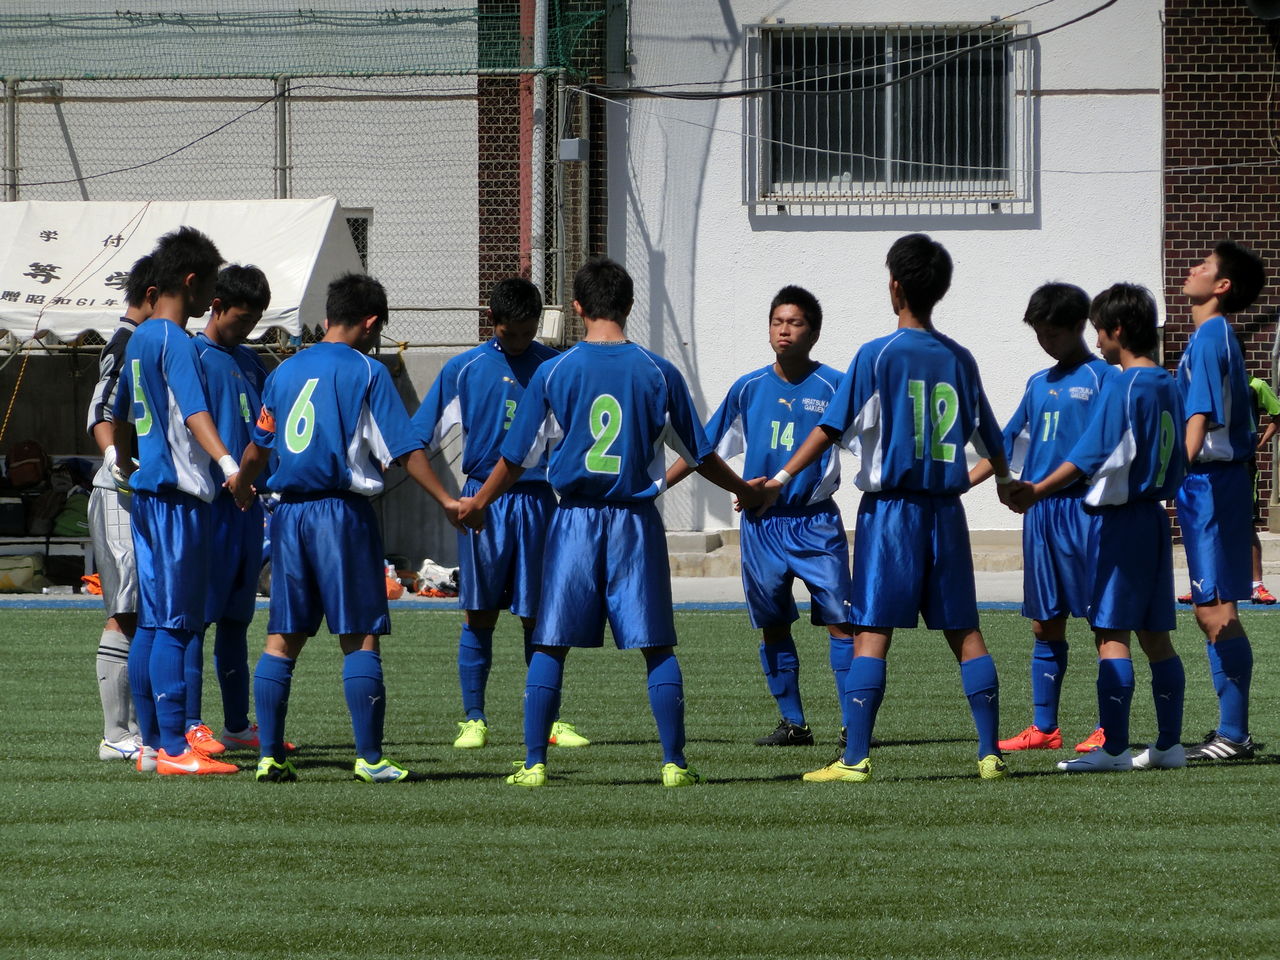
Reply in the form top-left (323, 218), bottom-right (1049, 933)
top-left (746, 22), bottom-right (1032, 215)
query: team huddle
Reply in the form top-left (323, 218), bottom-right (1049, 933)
top-left (89, 227), bottom-right (1266, 786)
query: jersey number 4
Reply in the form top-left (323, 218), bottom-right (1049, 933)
top-left (907, 380), bottom-right (959, 463)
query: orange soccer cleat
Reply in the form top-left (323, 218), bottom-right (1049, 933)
top-left (997, 724), bottom-right (1063, 751)
top-left (1074, 727), bottom-right (1106, 753)
top-left (156, 749), bottom-right (239, 776)
top-left (185, 723), bottom-right (227, 756)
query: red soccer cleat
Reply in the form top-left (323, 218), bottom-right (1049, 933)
top-left (997, 724), bottom-right (1064, 751)
top-left (185, 723), bottom-right (226, 756)
top-left (1075, 727), bottom-right (1106, 753)
top-left (1251, 584), bottom-right (1277, 604)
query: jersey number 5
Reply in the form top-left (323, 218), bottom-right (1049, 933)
top-left (585, 394), bottom-right (622, 474)
top-left (907, 380), bottom-right (959, 463)
top-left (130, 359), bottom-right (154, 436)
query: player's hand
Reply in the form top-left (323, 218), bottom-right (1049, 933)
top-left (442, 497), bottom-right (465, 531)
top-left (457, 496), bottom-right (486, 531)
top-left (753, 478), bottom-right (782, 516)
top-left (1002, 479), bottom-right (1035, 514)
top-left (735, 476), bottom-right (768, 513)
top-left (224, 472), bottom-right (257, 511)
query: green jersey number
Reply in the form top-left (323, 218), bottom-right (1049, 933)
top-left (503, 399), bottom-right (517, 431)
top-left (1041, 410), bottom-right (1059, 443)
top-left (285, 378), bottom-right (320, 454)
top-left (585, 394), bottom-right (623, 474)
top-left (130, 359), bottom-right (153, 436)
top-left (1155, 409), bottom-right (1176, 487)
top-left (907, 380), bottom-right (959, 463)
top-left (239, 391), bottom-right (252, 424)
top-left (769, 420), bottom-right (795, 452)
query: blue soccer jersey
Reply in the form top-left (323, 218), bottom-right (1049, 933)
top-left (706, 363), bottom-right (843, 507)
top-left (412, 337), bottom-right (558, 486)
top-left (821, 328), bottom-right (1003, 494)
top-left (1176, 315), bottom-right (1254, 463)
top-left (194, 333), bottom-right (268, 489)
top-left (1066, 366), bottom-right (1187, 507)
top-left (113, 318), bottom-right (216, 501)
top-left (500, 341), bottom-right (714, 502)
top-left (1004, 357), bottom-right (1114, 490)
top-left (251, 342), bottom-right (421, 495)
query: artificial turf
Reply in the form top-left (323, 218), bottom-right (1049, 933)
top-left (2, 608), bottom-right (1277, 959)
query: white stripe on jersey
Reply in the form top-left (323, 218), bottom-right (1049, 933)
top-left (848, 391), bottom-right (883, 492)
top-left (347, 400), bottom-right (395, 495)
top-left (1084, 376), bottom-right (1138, 508)
top-left (165, 384), bottom-right (215, 501)
top-left (520, 410), bottom-right (563, 469)
top-left (1200, 369), bottom-right (1236, 462)
top-left (714, 412), bottom-right (745, 462)
top-left (432, 394), bottom-right (464, 453)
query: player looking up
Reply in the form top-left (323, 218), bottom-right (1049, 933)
top-left (666, 285), bottom-right (855, 750)
top-left (970, 283), bottom-right (1113, 754)
top-left (1010, 283), bottom-right (1188, 773)
top-left (413, 278), bottom-right (588, 751)
top-left (759, 233), bottom-right (1016, 783)
top-left (234, 273), bottom-right (462, 784)
top-left (460, 256), bottom-right (765, 788)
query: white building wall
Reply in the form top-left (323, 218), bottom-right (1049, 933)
top-left (607, 0), bottom-right (1165, 534)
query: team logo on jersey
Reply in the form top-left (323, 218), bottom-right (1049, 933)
top-left (502, 376), bottom-right (516, 385)
top-left (1069, 386), bottom-right (1094, 401)
top-left (802, 397), bottom-right (828, 413)
top-left (1048, 388), bottom-right (1059, 397)
top-left (777, 398), bottom-right (795, 411)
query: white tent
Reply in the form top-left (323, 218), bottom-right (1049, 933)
top-left (0, 196), bottom-right (364, 341)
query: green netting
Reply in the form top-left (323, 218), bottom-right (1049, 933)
top-left (0, 3), bottom-right (606, 81)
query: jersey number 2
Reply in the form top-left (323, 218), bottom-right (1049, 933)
top-left (585, 394), bottom-right (622, 474)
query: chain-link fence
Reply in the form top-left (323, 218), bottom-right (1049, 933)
top-left (1, 2), bottom-right (610, 346)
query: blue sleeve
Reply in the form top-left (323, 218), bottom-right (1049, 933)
top-left (819, 353), bottom-right (867, 447)
top-left (251, 371), bottom-right (278, 449)
top-left (163, 331), bottom-right (209, 420)
top-left (966, 354), bottom-right (1003, 460)
top-left (411, 357), bottom-right (460, 450)
top-left (112, 357), bottom-right (133, 424)
top-left (661, 364), bottom-right (713, 466)
top-left (368, 363), bottom-right (422, 461)
top-left (703, 382), bottom-right (741, 455)
top-left (1002, 384), bottom-right (1032, 471)
top-left (500, 364), bottom-right (557, 467)
top-left (1065, 384), bottom-right (1125, 477)
top-left (1183, 332), bottom-right (1226, 426)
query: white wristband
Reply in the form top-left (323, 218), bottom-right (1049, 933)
top-left (103, 444), bottom-right (118, 470)
top-left (994, 473), bottom-right (1013, 486)
top-left (772, 469), bottom-right (793, 486)
top-left (218, 455), bottom-right (239, 480)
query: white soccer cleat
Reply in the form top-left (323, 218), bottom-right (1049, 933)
top-left (1131, 743), bottom-right (1186, 770)
top-left (98, 734), bottom-right (143, 761)
top-left (1056, 748), bottom-right (1134, 773)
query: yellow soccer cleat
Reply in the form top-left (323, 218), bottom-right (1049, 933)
top-left (453, 719), bottom-right (489, 749)
top-left (802, 758), bottom-right (871, 783)
top-left (548, 720), bottom-right (590, 748)
top-left (505, 761), bottom-right (547, 787)
top-left (978, 754), bottom-right (1009, 780)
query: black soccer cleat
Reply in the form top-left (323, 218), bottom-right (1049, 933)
top-left (1184, 731), bottom-right (1257, 761)
top-left (754, 720), bottom-right (815, 747)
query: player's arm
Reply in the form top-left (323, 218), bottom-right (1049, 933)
top-left (969, 458), bottom-right (994, 487)
top-left (664, 456), bottom-right (697, 490)
top-left (401, 448), bottom-right (463, 529)
top-left (459, 457), bottom-right (524, 529)
top-left (185, 410), bottom-right (241, 491)
top-left (757, 424), bottom-right (838, 512)
top-left (111, 419), bottom-right (137, 485)
top-left (1185, 413), bottom-right (1209, 463)
top-left (1021, 460), bottom-right (1082, 505)
top-left (1259, 417), bottom-right (1279, 449)
top-left (227, 440), bottom-right (269, 509)
top-left (693, 453), bottom-right (762, 508)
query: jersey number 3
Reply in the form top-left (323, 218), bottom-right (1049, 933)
top-left (585, 394), bottom-right (622, 474)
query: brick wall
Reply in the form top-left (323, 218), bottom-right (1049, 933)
top-left (1165, 0), bottom-right (1280, 527)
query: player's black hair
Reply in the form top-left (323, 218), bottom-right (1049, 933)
top-left (214, 264), bottom-right (271, 313)
top-left (886, 233), bottom-right (952, 317)
top-left (489, 277), bottom-right (543, 325)
top-left (124, 253), bottom-right (155, 309)
top-left (1090, 283), bottom-right (1158, 356)
top-left (149, 226), bottom-right (222, 296)
top-left (1022, 282), bottom-right (1089, 330)
top-left (770, 285), bottom-right (823, 334)
top-left (573, 256), bottom-right (633, 325)
top-left (326, 273), bottom-right (388, 327)
top-left (1212, 240), bottom-right (1266, 314)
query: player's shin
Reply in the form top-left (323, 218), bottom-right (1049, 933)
top-left (960, 654), bottom-right (1000, 758)
top-left (645, 648), bottom-right (686, 767)
top-left (843, 656), bottom-right (886, 764)
top-left (342, 650), bottom-right (387, 763)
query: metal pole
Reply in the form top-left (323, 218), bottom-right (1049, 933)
top-left (274, 76), bottom-right (290, 199)
top-left (554, 72), bottom-right (567, 325)
top-left (531, 0), bottom-right (548, 294)
top-left (4, 80), bottom-right (18, 201)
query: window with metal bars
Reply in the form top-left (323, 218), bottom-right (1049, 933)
top-left (748, 23), bottom-right (1031, 212)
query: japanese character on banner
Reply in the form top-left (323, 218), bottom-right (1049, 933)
top-left (38, 230), bottom-right (58, 242)
top-left (23, 263), bottom-right (61, 285)
top-left (103, 271), bottom-right (129, 291)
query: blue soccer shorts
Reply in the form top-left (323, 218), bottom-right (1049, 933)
top-left (532, 498), bottom-right (677, 649)
top-left (1087, 499), bottom-right (1176, 632)
top-left (267, 494), bottom-right (390, 637)
top-left (1021, 493), bottom-right (1096, 622)
top-left (739, 500), bottom-right (852, 629)
top-left (1175, 462), bottom-right (1252, 604)
top-left (849, 491), bottom-right (978, 631)
top-left (204, 492), bottom-right (264, 626)
top-left (457, 477), bottom-right (555, 617)
top-left (129, 489), bottom-right (211, 632)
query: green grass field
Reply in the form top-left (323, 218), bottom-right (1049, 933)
top-left (3, 608), bottom-right (1278, 960)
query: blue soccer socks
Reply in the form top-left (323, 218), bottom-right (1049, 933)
top-left (1096, 657), bottom-right (1135, 756)
top-left (842, 656), bottom-right (886, 765)
top-left (128, 626), bottom-right (160, 749)
top-left (828, 635), bottom-right (854, 731)
top-left (253, 652), bottom-right (295, 761)
top-left (645, 648), bottom-right (686, 767)
top-left (213, 620), bottom-right (251, 734)
top-left (151, 627), bottom-right (196, 757)
top-left (1149, 655), bottom-right (1185, 752)
top-left (760, 637), bottom-right (804, 727)
top-left (342, 650), bottom-right (387, 764)
top-left (960, 654), bottom-right (1000, 759)
top-left (523, 648), bottom-right (565, 767)
top-left (458, 623), bottom-right (495, 721)
top-left (182, 631), bottom-right (205, 730)
top-left (1209, 636), bottom-right (1253, 743)
top-left (1031, 638), bottom-right (1069, 733)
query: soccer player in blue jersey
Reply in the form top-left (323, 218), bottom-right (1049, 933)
top-left (760, 234), bottom-right (1015, 783)
top-left (970, 283), bottom-right (1113, 754)
top-left (413, 278), bottom-right (588, 751)
top-left (113, 226), bottom-right (242, 776)
top-left (1175, 241), bottom-right (1266, 761)
top-left (189, 265), bottom-right (273, 754)
top-left (87, 254), bottom-right (155, 762)
top-left (1010, 284), bottom-right (1189, 772)
top-left (459, 256), bottom-right (764, 788)
top-left (234, 273), bottom-right (462, 784)
top-left (666, 285), bottom-right (854, 749)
